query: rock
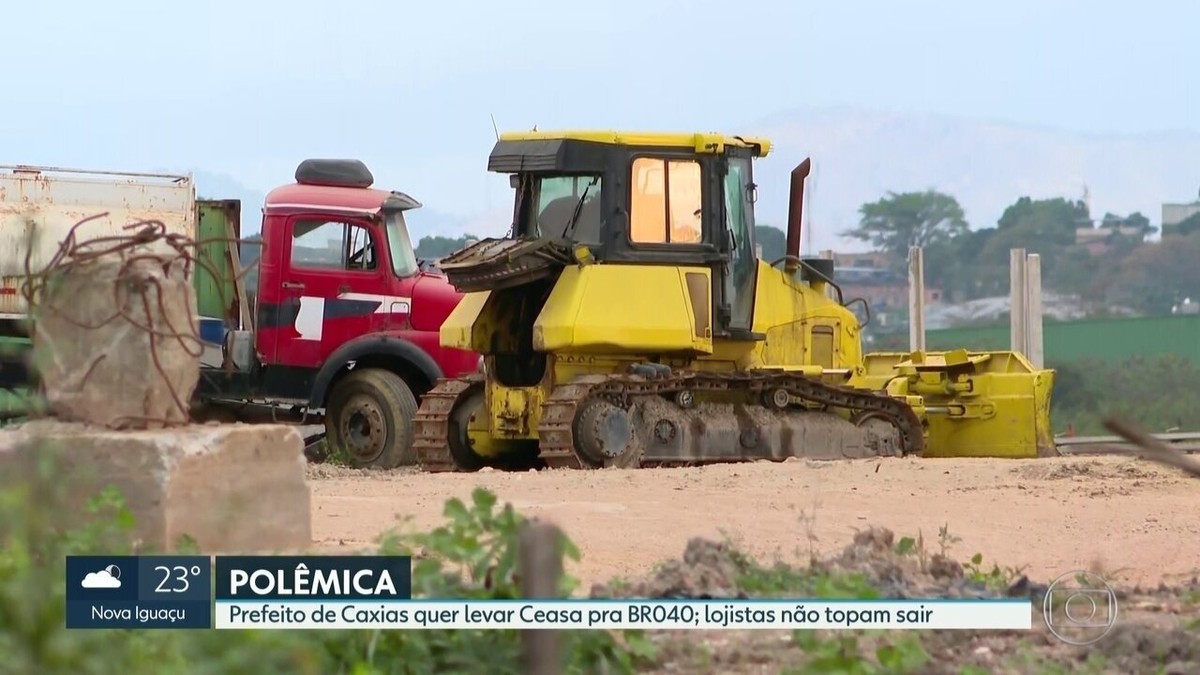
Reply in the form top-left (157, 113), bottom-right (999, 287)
top-left (854, 527), bottom-right (895, 551)
top-left (1005, 575), bottom-right (1033, 597)
top-left (929, 553), bottom-right (964, 580)
top-left (0, 419), bottom-right (311, 552)
top-left (31, 244), bottom-right (200, 429)
top-left (591, 538), bottom-right (741, 599)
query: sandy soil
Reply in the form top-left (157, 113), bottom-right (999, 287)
top-left (308, 454), bottom-right (1200, 590)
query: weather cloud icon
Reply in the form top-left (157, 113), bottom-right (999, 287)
top-left (81, 565), bottom-right (122, 589)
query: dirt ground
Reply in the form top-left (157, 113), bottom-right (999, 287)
top-left (309, 454), bottom-right (1199, 591)
top-left (308, 454), bottom-right (1200, 672)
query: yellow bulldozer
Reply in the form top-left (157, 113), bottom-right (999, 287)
top-left (412, 131), bottom-right (1055, 472)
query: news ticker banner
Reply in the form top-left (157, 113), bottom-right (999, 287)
top-left (65, 555), bottom-right (1119, 643)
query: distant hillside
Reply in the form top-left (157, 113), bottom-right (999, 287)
top-left (744, 106), bottom-right (1200, 253)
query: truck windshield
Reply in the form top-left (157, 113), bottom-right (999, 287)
top-left (528, 174), bottom-right (602, 244)
top-left (385, 212), bottom-right (420, 277)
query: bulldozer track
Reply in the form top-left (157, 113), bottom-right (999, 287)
top-left (538, 370), bottom-right (925, 469)
top-left (414, 369), bottom-right (925, 472)
top-left (412, 375), bottom-right (483, 473)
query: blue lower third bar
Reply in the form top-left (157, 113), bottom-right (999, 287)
top-left (66, 600), bottom-right (212, 629)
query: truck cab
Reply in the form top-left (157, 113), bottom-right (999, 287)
top-left (198, 159), bottom-right (479, 468)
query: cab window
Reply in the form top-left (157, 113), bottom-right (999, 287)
top-left (291, 219), bottom-right (377, 272)
top-left (629, 157), bottom-right (702, 244)
top-left (533, 175), bottom-right (602, 242)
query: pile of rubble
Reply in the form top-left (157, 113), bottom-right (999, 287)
top-left (589, 527), bottom-right (1024, 601)
top-left (598, 527), bottom-right (1200, 675)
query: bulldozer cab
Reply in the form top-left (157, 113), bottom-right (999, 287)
top-left (473, 131), bottom-right (769, 341)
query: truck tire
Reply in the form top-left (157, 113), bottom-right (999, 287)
top-left (324, 368), bottom-right (418, 469)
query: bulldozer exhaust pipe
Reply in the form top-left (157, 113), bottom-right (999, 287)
top-left (785, 158), bottom-right (812, 272)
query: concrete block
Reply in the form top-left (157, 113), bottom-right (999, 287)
top-left (31, 245), bottom-right (201, 429)
top-left (0, 420), bottom-right (312, 553)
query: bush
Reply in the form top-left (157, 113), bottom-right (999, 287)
top-left (1050, 354), bottom-right (1200, 435)
top-left (0, 452), bottom-right (654, 674)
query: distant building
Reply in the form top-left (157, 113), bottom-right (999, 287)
top-left (836, 273), bottom-right (943, 309)
top-left (829, 251), bottom-right (891, 270)
top-left (1163, 189), bottom-right (1200, 235)
top-left (1074, 225), bottom-right (1146, 255)
top-left (823, 252), bottom-right (943, 326)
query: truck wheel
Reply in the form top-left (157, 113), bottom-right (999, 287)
top-left (324, 368), bottom-right (418, 469)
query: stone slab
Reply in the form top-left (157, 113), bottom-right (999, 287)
top-left (0, 420), bottom-right (312, 553)
top-left (31, 246), bottom-right (201, 429)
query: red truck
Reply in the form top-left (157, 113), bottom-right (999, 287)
top-left (1, 159), bottom-right (476, 467)
top-left (189, 159), bottom-right (481, 468)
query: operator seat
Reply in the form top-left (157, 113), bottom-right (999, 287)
top-left (571, 195), bottom-right (603, 244)
top-left (538, 195), bottom-right (602, 244)
top-left (537, 196), bottom-right (577, 237)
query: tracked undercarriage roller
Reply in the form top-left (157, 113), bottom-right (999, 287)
top-left (413, 376), bottom-right (542, 472)
top-left (413, 369), bottom-right (923, 472)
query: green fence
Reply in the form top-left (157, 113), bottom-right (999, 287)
top-left (925, 314), bottom-right (1200, 365)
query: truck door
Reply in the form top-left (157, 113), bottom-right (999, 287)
top-left (274, 215), bottom-right (394, 369)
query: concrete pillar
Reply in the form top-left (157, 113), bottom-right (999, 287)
top-left (1009, 249), bottom-right (1027, 355)
top-left (1026, 254), bottom-right (1044, 368)
top-left (908, 246), bottom-right (926, 352)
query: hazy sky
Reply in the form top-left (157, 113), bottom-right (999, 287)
top-left (4, 1), bottom-right (1197, 237)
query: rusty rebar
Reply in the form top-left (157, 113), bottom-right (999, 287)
top-left (20, 213), bottom-right (258, 429)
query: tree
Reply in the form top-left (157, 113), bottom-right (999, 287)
top-left (995, 196), bottom-right (1088, 246)
top-left (1167, 211), bottom-right (1200, 237)
top-left (1100, 210), bottom-right (1153, 233)
top-left (846, 190), bottom-right (968, 269)
top-left (1107, 231), bottom-right (1200, 314)
top-left (922, 228), bottom-right (995, 302)
top-left (415, 235), bottom-right (478, 259)
top-left (754, 225), bottom-right (786, 261)
top-left (963, 196), bottom-right (1092, 298)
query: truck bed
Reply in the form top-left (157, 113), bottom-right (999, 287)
top-left (0, 165), bottom-right (196, 319)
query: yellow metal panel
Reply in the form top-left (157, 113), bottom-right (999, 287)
top-left (486, 380), bottom-right (545, 440)
top-left (855, 350), bottom-right (1056, 459)
top-left (533, 265), bottom-right (713, 354)
top-left (749, 261), bottom-right (863, 371)
top-left (810, 326), bottom-right (835, 370)
top-left (440, 290), bottom-right (490, 351)
top-left (497, 130), bottom-right (771, 157)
